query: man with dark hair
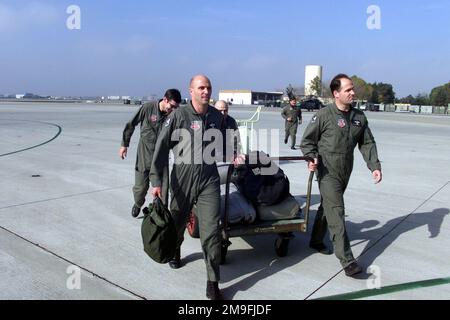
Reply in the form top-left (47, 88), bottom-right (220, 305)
top-left (300, 74), bottom-right (382, 277)
top-left (281, 96), bottom-right (302, 150)
top-left (151, 75), bottom-right (224, 300)
top-left (120, 89), bottom-right (181, 217)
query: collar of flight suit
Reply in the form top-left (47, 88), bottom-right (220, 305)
top-left (186, 100), bottom-right (214, 117)
top-left (330, 102), bottom-right (356, 119)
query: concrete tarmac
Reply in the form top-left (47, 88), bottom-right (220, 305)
top-left (1, 102), bottom-right (450, 300)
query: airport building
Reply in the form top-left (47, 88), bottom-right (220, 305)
top-left (219, 90), bottom-right (283, 105)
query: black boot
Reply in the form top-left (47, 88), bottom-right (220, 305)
top-left (206, 281), bottom-right (223, 300)
top-left (131, 204), bottom-right (140, 218)
top-left (168, 248), bottom-right (181, 269)
top-left (344, 262), bottom-right (362, 277)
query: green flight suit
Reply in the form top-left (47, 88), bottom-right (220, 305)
top-left (300, 103), bottom-right (381, 268)
top-left (150, 101), bottom-right (224, 282)
top-left (281, 105), bottom-right (302, 148)
top-left (121, 100), bottom-right (169, 207)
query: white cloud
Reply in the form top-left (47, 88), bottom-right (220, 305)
top-left (0, 2), bottom-right (58, 33)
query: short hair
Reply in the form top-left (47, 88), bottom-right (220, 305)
top-left (164, 89), bottom-right (181, 103)
top-left (330, 74), bottom-right (352, 95)
top-left (289, 96), bottom-right (297, 102)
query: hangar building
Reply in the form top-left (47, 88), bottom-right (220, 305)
top-left (219, 90), bottom-right (283, 105)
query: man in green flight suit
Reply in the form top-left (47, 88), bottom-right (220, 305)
top-left (300, 74), bottom-right (382, 277)
top-left (151, 75), bottom-right (225, 300)
top-left (119, 89), bottom-right (181, 217)
top-left (282, 96), bottom-right (302, 150)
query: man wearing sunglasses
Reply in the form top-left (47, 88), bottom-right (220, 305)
top-left (120, 88), bottom-right (182, 218)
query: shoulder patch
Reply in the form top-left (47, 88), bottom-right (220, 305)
top-left (352, 119), bottom-right (362, 127)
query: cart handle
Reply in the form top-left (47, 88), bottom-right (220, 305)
top-left (271, 155), bottom-right (314, 162)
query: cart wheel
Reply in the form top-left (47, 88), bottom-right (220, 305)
top-left (275, 237), bottom-right (290, 257)
top-left (187, 210), bottom-right (199, 238)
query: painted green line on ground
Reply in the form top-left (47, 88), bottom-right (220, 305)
top-left (314, 277), bottom-right (450, 300)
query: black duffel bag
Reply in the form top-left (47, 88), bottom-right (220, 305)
top-left (141, 198), bottom-right (177, 264)
top-left (235, 151), bottom-right (290, 206)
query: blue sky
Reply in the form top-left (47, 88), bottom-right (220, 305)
top-left (0, 0), bottom-right (449, 98)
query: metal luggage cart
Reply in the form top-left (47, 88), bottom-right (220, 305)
top-left (187, 155), bottom-right (314, 262)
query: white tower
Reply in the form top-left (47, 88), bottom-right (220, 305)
top-left (305, 65), bottom-right (323, 97)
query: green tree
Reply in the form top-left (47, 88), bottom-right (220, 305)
top-left (397, 95), bottom-right (415, 104)
top-left (370, 82), bottom-right (395, 103)
top-left (430, 83), bottom-right (450, 106)
top-left (351, 75), bottom-right (373, 101)
top-left (309, 76), bottom-right (322, 97)
top-left (414, 93), bottom-right (430, 106)
top-left (370, 86), bottom-right (379, 103)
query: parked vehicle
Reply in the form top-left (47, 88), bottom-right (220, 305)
top-left (300, 97), bottom-right (324, 111)
top-left (367, 103), bottom-right (380, 111)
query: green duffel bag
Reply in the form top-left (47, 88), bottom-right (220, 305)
top-left (141, 198), bottom-right (177, 264)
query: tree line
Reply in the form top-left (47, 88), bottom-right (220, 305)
top-left (396, 83), bottom-right (450, 106)
top-left (295, 76), bottom-right (450, 106)
top-left (350, 76), bottom-right (449, 106)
